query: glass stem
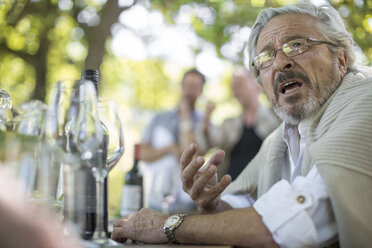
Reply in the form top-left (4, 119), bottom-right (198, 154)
top-left (93, 173), bottom-right (106, 241)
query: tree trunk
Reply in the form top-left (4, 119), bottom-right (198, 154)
top-left (32, 28), bottom-right (49, 101)
top-left (84, 0), bottom-right (122, 70)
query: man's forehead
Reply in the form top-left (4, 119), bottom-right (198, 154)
top-left (257, 14), bottom-right (320, 51)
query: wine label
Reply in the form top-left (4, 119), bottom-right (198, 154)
top-left (120, 185), bottom-right (142, 216)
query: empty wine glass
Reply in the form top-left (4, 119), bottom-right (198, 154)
top-left (92, 100), bottom-right (124, 246)
top-left (10, 100), bottom-right (47, 199)
top-left (98, 100), bottom-right (124, 171)
top-left (154, 164), bottom-right (180, 214)
top-left (12, 100), bottom-right (47, 136)
top-left (41, 80), bottom-right (76, 213)
top-left (72, 81), bottom-right (123, 247)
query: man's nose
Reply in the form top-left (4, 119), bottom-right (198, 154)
top-left (272, 50), bottom-right (294, 72)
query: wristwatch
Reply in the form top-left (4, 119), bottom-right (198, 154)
top-left (163, 214), bottom-right (188, 243)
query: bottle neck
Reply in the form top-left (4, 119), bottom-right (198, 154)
top-left (131, 144), bottom-right (141, 172)
top-left (132, 159), bottom-right (139, 172)
top-left (82, 69), bottom-right (100, 94)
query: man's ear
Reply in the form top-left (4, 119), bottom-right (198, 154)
top-left (337, 49), bottom-right (348, 76)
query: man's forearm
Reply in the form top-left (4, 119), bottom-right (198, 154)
top-left (139, 144), bottom-right (175, 162)
top-left (175, 207), bottom-right (278, 247)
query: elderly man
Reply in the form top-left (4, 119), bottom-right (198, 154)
top-left (112, 3), bottom-right (372, 247)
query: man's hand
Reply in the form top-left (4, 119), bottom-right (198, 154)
top-left (111, 208), bottom-right (169, 244)
top-left (180, 144), bottom-right (232, 214)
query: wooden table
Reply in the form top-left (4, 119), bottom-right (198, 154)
top-left (122, 245), bottom-right (232, 248)
top-left (81, 240), bottom-right (233, 248)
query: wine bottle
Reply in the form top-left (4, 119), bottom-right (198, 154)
top-left (120, 144), bottom-right (143, 216)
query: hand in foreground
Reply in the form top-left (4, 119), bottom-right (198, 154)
top-left (180, 144), bottom-right (231, 214)
top-left (111, 208), bottom-right (169, 244)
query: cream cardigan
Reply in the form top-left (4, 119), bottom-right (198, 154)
top-left (224, 72), bottom-right (372, 247)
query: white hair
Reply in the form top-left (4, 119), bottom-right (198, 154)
top-left (247, 3), bottom-right (358, 84)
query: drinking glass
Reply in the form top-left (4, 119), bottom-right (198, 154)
top-left (154, 165), bottom-right (180, 214)
top-left (12, 100), bottom-right (47, 136)
top-left (42, 80), bottom-right (76, 214)
top-left (98, 100), bottom-right (124, 172)
top-left (0, 89), bottom-right (12, 131)
top-left (72, 81), bottom-right (123, 247)
top-left (93, 100), bottom-right (124, 246)
top-left (8, 100), bottom-right (47, 200)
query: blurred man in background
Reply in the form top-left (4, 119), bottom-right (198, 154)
top-left (139, 68), bottom-right (205, 213)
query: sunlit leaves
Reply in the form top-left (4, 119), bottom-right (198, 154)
top-left (52, 15), bottom-right (76, 39)
top-left (0, 55), bottom-right (35, 104)
top-left (101, 57), bottom-right (177, 110)
top-left (277, 0), bottom-right (297, 5)
top-left (66, 41), bottom-right (87, 61)
top-left (48, 15), bottom-right (87, 63)
top-left (6, 29), bottom-right (25, 51)
top-left (251, 0), bottom-right (266, 7)
top-left (362, 15), bottom-right (372, 33)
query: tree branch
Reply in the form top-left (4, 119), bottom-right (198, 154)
top-left (6, 0), bottom-right (31, 27)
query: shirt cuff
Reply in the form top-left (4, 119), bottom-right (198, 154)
top-left (253, 179), bottom-right (314, 231)
top-left (253, 179), bottom-right (318, 247)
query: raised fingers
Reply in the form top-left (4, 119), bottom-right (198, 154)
top-left (181, 155), bottom-right (205, 190)
top-left (180, 143), bottom-right (197, 171)
top-left (203, 174), bottom-right (232, 203)
top-left (189, 164), bottom-right (216, 199)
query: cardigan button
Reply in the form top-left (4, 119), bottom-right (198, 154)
top-left (296, 195), bottom-right (306, 204)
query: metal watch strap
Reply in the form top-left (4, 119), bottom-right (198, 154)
top-left (164, 214), bottom-right (188, 244)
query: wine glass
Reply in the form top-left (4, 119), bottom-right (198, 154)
top-left (98, 100), bottom-right (124, 171)
top-left (12, 100), bottom-right (47, 136)
top-left (9, 100), bottom-right (47, 200)
top-left (154, 163), bottom-right (180, 214)
top-left (0, 89), bottom-right (12, 131)
top-left (92, 100), bottom-right (124, 245)
top-left (72, 81), bottom-right (123, 246)
top-left (41, 80), bottom-right (76, 214)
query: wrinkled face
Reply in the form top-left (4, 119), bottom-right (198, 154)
top-left (257, 14), bottom-right (347, 124)
top-left (182, 73), bottom-right (204, 105)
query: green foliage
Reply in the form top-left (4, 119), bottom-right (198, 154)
top-left (149, 0), bottom-right (372, 66)
top-left (0, 54), bottom-right (35, 104)
top-left (101, 56), bottom-right (179, 110)
top-left (331, 0), bottom-right (372, 63)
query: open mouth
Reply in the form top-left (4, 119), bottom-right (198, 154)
top-left (280, 81), bottom-right (303, 94)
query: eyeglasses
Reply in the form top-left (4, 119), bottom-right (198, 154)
top-left (251, 37), bottom-right (337, 71)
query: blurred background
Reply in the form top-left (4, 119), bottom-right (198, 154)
top-left (0, 0), bottom-right (371, 217)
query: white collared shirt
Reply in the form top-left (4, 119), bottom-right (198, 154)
top-left (221, 121), bottom-right (337, 247)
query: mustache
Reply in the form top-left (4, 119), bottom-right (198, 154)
top-left (274, 71), bottom-right (311, 94)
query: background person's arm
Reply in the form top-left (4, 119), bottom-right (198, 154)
top-left (139, 143), bottom-right (179, 162)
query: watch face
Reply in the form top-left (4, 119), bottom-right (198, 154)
top-left (165, 215), bottom-right (180, 226)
